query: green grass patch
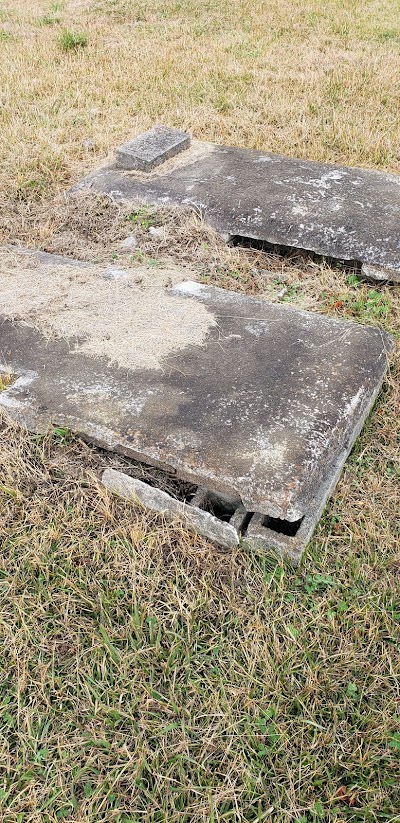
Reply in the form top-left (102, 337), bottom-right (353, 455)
top-left (127, 207), bottom-right (164, 231)
top-left (0, 372), bottom-right (14, 391)
top-left (376, 28), bottom-right (400, 44)
top-left (59, 29), bottom-right (88, 51)
top-left (326, 284), bottom-right (396, 333)
top-left (38, 2), bottom-right (64, 25)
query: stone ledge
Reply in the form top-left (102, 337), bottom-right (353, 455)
top-left (361, 263), bottom-right (400, 284)
top-left (102, 468), bottom-right (239, 551)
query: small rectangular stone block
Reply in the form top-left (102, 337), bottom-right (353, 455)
top-left (115, 126), bottom-right (190, 172)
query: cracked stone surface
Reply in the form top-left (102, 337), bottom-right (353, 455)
top-left (75, 134), bottom-right (400, 281)
top-left (0, 252), bottom-right (393, 559)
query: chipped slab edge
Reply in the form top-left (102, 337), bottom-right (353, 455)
top-left (102, 468), bottom-right (239, 551)
top-left (245, 358), bottom-right (389, 563)
top-left (361, 263), bottom-right (400, 285)
top-left (0, 365), bottom-right (40, 417)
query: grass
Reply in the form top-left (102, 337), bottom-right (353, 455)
top-left (38, 2), bottom-right (64, 26)
top-left (0, 28), bottom-right (13, 40)
top-left (0, 416), bottom-right (399, 822)
top-left (0, 0), bottom-right (399, 821)
top-left (59, 30), bottom-right (88, 51)
top-left (0, 372), bottom-right (14, 392)
top-left (1, 0), bottom-right (400, 201)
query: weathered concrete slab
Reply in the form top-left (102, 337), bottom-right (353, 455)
top-left (115, 125), bottom-right (190, 171)
top-left (0, 253), bottom-right (393, 561)
top-left (75, 132), bottom-right (400, 281)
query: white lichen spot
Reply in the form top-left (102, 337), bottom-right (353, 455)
top-left (173, 281), bottom-right (206, 297)
top-left (103, 267), bottom-right (131, 281)
top-left (292, 204), bottom-right (308, 217)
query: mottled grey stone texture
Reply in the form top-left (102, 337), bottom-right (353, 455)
top-left (0, 254), bottom-right (393, 560)
top-left (115, 125), bottom-right (190, 171)
top-left (361, 263), bottom-right (400, 284)
top-left (76, 134), bottom-right (400, 282)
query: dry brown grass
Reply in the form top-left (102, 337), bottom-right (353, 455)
top-left (0, 389), bottom-right (399, 821)
top-left (0, 0), bottom-right (400, 206)
top-left (1, 1), bottom-right (400, 821)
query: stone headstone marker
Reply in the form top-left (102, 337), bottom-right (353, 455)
top-left (115, 125), bottom-right (191, 171)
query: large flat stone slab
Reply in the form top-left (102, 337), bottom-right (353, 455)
top-left (0, 252), bottom-right (393, 561)
top-left (75, 133), bottom-right (400, 281)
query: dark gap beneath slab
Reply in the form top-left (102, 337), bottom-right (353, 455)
top-left (239, 510), bottom-right (255, 534)
top-left (86, 441), bottom-right (254, 535)
top-left (105, 455), bottom-right (245, 525)
top-left (230, 236), bottom-right (362, 276)
top-left (99, 448), bottom-right (304, 540)
top-left (262, 514), bottom-right (304, 537)
top-left (107, 459), bottom-right (197, 504)
top-left (195, 490), bottom-right (239, 522)
top-left (86, 440), bottom-right (198, 504)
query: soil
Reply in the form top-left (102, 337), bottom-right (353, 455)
top-left (0, 249), bottom-right (216, 371)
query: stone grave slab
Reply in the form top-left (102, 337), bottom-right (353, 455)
top-left (74, 129), bottom-right (400, 283)
top-left (0, 252), bottom-right (393, 561)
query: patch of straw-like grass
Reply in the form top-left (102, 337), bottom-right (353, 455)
top-left (1, 1), bottom-right (400, 820)
top-left (0, 0), bottom-right (400, 204)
